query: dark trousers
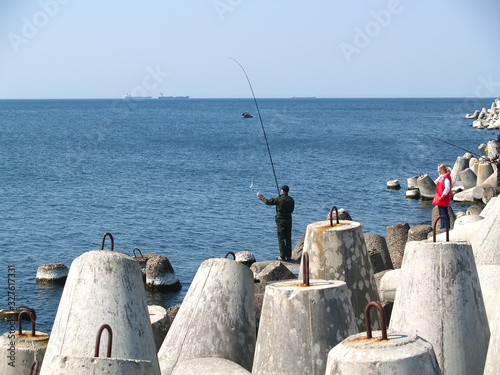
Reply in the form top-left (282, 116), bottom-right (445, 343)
top-left (438, 206), bottom-right (450, 229)
top-left (277, 223), bottom-right (292, 259)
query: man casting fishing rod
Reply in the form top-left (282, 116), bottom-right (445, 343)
top-left (257, 186), bottom-right (295, 261)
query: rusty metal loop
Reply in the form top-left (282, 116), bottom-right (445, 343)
top-left (364, 301), bottom-right (387, 340)
top-left (329, 206), bottom-right (339, 226)
top-left (29, 360), bottom-right (40, 375)
top-left (100, 232), bottom-right (114, 251)
top-left (224, 251), bottom-right (236, 260)
top-left (133, 248), bottom-right (143, 258)
top-left (302, 252), bottom-right (310, 286)
top-left (18, 310), bottom-right (36, 337)
top-left (95, 324), bottom-right (113, 358)
top-left (432, 215), bottom-right (450, 242)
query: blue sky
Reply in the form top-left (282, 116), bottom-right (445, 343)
top-left (1, 0), bottom-right (499, 99)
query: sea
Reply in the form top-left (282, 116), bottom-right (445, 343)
top-left (0, 97), bottom-right (497, 335)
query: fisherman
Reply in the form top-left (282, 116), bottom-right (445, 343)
top-left (432, 164), bottom-right (452, 229)
top-left (257, 185), bottom-right (295, 261)
top-left (490, 142), bottom-right (500, 187)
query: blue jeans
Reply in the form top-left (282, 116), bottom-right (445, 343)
top-left (438, 206), bottom-right (450, 229)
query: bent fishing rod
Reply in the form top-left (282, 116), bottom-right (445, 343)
top-left (229, 58), bottom-right (280, 196)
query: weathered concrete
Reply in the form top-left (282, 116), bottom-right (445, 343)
top-left (417, 174), bottom-right (436, 199)
top-left (36, 263), bottom-right (68, 284)
top-left (407, 224), bottom-right (432, 242)
top-left (50, 355), bottom-right (154, 374)
top-left (454, 214), bottom-right (483, 228)
top-left (405, 189), bottom-right (420, 199)
top-left (450, 156), bottom-right (467, 184)
top-left (477, 265), bottom-right (500, 326)
top-left (378, 269), bottom-right (401, 302)
top-left (171, 358), bottom-right (251, 375)
top-left (0, 330), bottom-right (49, 375)
top-left (435, 196), bottom-right (500, 265)
top-left (477, 162), bottom-right (494, 186)
top-left (325, 331), bottom-right (441, 375)
top-left (459, 168), bottom-right (477, 189)
top-left (387, 179), bottom-right (401, 189)
top-left (386, 222), bottom-right (409, 269)
top-left (146, 255), bottom-right (181, 291)
top-left (291, 230), bottom-right (306, 260)
top-left (252, 279), bottom-right (357, 375)
top-left (298, 220), bottom-right (380, 331)
top-left (407, 176), bottom-right (419, 189)
top-left (390, 240), bottom-right (490, 375)
top-left (258, 261), bottom-right (296, 282)
top-left (148, 305), bottom-right (168, 353)
top-left (157, 258), bottom-right (255, 375)
top-left (235, 250), bottom-right (256, 267)
top-left (483, 291), bottom-right (500, 375)
top-left (40, 250), bottom-right (160, 375)
top-left (364, 233), bottom-right (393, 273)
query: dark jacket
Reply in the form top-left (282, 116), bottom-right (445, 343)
top-left (259, 193), bottom-right (295, 225)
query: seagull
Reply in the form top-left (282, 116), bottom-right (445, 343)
top-left (249, 181), bottom-right (254, 188)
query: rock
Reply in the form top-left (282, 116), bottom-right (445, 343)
top-left (386, 223), bottom-right (409, 269)
top-left (235, 251), bottom-right (256, 267)
top-left (387, 179), bottom-right (401, 189)
top-left (364, 233), bottom-right (393, 273)
top-left (326, 208), bottom-right (353, 221)
top-left (146, 255), bottom-right (182, 292)
top-left (408, 224), bottom-right (432, 242)
top-left (291, 231), bottom-right (306, 261)
top-left (36, 263), bottom-right (68, 284)
top-left (417, 174), bottom-right (436, 200)
top-left (166, 305), bottom-right (181, 330)
top-left (258, 261), bottom-right (297, 283)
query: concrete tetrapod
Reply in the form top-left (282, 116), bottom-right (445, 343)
top-left (157, 258), bottom-right (256, 375)
top-left (483, 289), bottom-right (500, 375)
top-left (298, 218), bottom-right (380, 331)
top-left (252, 279), bottom-right (357, 375)
top-left (0, 311), bottom-right (49, 375)
top-left (325, 303), bottom-right (441, 375)
top-left (39, 250), bottom-right (160, 375)
top-left (389, 239), bottom-right (490, 375)
top-left (171, 358), bottom-right (251, 375)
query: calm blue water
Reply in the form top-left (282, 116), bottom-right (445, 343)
top-left (0, 98), bottom-right (497, 334)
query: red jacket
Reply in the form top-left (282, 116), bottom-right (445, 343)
top-left (432, 173), bottom-right (452, 207)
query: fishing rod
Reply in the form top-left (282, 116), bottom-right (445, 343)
top-left (411, 130), bottom-right (482, 158)
top-left (229, 58), bottom-right (280, 196)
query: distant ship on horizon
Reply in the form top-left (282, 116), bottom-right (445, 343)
top-left (291, 95), bottom-right (316, 99)
top-left (124, 93), bottom-right (152, 100)
top-left (158, 92), bottom-right (190, 99)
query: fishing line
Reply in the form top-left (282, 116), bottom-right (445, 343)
top-left (229, 57), bottom-right (280, 196)
top-left (410, 130), bottom-right (481, 158)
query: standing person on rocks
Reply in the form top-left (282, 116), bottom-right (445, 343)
top-left (257, 185), bottom-right (295, 261)
top-left (490, 143), bottom-right (500, 187)
top-left (432, 164), bottom-right (452, 229)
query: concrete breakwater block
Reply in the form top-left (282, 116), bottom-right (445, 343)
top-left (157, 258), bottom-right (256, 375)
top-left (477, 162), bottom-right (494, 186)
top-left (405, 188), bottom-right (420, 199)
top-left (450, 156), bottom-right (468, 184)
top-left (146, 255), bottom-right (181, 291)
top-left (364, 233), bottom-right (393, 273)
top-left (387, 179), bottom-right (401, 189)
top-left (390, 240), bottom-right (490, 375)
top-left (235, 250), bottom-right (256, 267)
top-left (0, 317), bottom-right (49, 375)
top-left (325, 330), bottom-right (440, 374)
top-left (171, 358), bottom-right (251, 375)
top-left (36, 263), bottom-right (68, 284)
top-left (407, 176), bottom-right (419, 190)
top-left (252, 279), bottom-right (357, 375)
top-left (386, 222), bottom-right (409, 269)
top-left (50, 355), bottom-right (154, 375)
top-left (40, 250), bottom-right (161, 375)
top-left (483, 292), bottom-right (500, 375)
top-left (417, 174), bottom-right (436, 199)
top-left (148, 305), bottom-right (169, 353)
top-left (298, 220), bottom-right (380, 331)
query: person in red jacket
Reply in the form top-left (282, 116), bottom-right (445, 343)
top-left (432, 163), bottom-right (452, 229)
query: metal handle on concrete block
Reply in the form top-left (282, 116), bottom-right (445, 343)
top-left (29, 360), bottom-right (40, 375)
top-left (18, 310), bottom-right (36, 337)
top-left (364, 301), bottom-right (387, 340)
top-left (101, 233), bottom-right (114, 251)
top-left (302, 252), bottom-right (310, 286)
top-left (95, 324), bottom-right (113, 358)
top-left (432, 216), bottom-right (450, 242)
top-left (224, 251), bottom-right (236, 259)
top-left (133, 248), bottom-right (143, 258)
top-left (329, 206), bottom-right (339, 226)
